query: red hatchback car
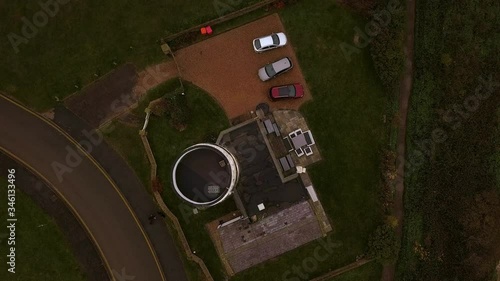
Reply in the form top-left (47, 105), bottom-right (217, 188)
top-left (269, 83), bottom-right (304, 100)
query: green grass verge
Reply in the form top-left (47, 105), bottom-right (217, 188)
top-left (0, 180), bottom-right (85, 281)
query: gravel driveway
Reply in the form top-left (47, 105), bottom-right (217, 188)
top-left (175, 13), bottom-right (311, 119)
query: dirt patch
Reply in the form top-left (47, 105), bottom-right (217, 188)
top-left (64, 61), bottom-right (178, 128)
top-left (64, 64), bottom-right (138, 127)
top-left (175, 13), bottom-right (311, 119)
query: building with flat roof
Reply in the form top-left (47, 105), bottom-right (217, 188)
top-left (217, 119), bottom-right (308, 220)
top-left (172, 109), bottom-right (324, 223)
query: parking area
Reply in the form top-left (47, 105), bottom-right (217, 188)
top-left (175, 13), bottom-right (311, 119)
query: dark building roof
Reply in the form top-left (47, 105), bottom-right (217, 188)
top-left (218, 121), bottom-right (307, 218)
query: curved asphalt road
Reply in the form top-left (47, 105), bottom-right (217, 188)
top-left (0, 95), bottom-right (166, 281)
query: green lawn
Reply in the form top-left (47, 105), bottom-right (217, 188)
top-left (0, 181), bottom-right (85, 281)
top-left (0, 0), bottom-right (258, 111)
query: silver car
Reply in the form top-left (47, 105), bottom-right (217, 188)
top-left (253, 32), bottom-right (287, 53)
top-left (258, 57), bottom-right (293, 81)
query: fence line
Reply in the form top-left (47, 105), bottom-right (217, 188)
top-left (162, 0), bottom-right (281, 43)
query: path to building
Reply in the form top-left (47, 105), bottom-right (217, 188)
top-left (381, 0), bottom-right (417, 280)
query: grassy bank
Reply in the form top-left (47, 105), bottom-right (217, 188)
top-left (397, 0), bottom-right (500, 280)
top-left (0, 181), bottom-right (85, 281)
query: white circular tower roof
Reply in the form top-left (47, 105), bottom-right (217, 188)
top-left (172, 143), bottom-right (239, 206)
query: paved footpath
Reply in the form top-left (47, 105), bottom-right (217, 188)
top-left (0, 95), bottom-right (185, 281)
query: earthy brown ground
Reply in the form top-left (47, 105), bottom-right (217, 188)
top-left (175, 13), bottom-right (311, 119)
top-left (63, 60), bottom-right (178, 128)
top-left (64, 63), bottom-right (138, 127)
top-left (134, 60), bottom-right (178, 97)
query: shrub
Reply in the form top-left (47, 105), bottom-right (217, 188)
top-left (165, 93), bottom-right (190, 131)
top-left (368, 224), bottom-right (400, 263)
top-left (150, 99), bottom-right (168, 116)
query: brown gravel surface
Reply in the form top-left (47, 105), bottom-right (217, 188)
top-left (175, 13), bottom-right (311, 119)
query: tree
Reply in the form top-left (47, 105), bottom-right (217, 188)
top-left (368, 224), bottom-right (400, 263)
top-left (164, 92), bottom-right (190, 131)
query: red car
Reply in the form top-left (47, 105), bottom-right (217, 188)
top-left (269, 83), bottom-right (304, 100)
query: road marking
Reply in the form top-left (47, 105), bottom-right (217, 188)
top-left (0, 94), bottom-right (167, 281)
top-left (0, 146), bottom-right (116, 281)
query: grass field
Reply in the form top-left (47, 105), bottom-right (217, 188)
top-left (0, 181), bottom-right (85, 281)
top-left (0, 0), bottom-right (258, 111)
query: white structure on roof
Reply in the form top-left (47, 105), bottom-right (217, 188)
top-left (172, 143), bottom-right (240, 207)
top-left (257, 203), bottom-right (266, 211)
top-left (296, 166), bottom-right (306, 174)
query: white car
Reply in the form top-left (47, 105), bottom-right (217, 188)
top-left (252, 32), bottom-right (287, 53)
top-left (258, 57), bottom-right (293, 81)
